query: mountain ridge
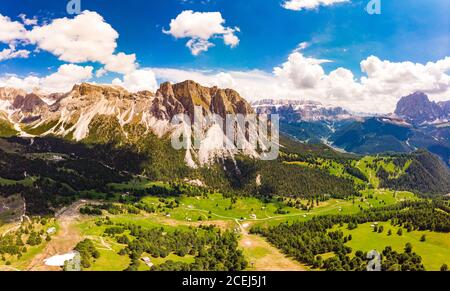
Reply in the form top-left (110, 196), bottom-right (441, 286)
top-left (252, 99), bottom-right (354, 122)
top-left (0, 81), bottom-right (258, 167)
top-left (395, 92), bottom-right (450, 125)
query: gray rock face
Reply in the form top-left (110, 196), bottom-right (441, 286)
top-left (395, 92), bottom-right (449, 125)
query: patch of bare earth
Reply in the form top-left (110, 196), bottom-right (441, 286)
top-left (239, 223), bottom-right (306, 271)
top-left (26, 201), bottom-right (88, 271)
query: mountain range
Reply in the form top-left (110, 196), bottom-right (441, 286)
top-left (254, 92), bottom-right (450, 167)
top-left (252, 99), bottom-right (354, 122)
top-left (0, 81), bottom-right (449, 207)
top-left (0, 81), bottom-right (257, 168)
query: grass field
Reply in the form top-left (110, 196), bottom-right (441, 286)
top-left (83, 237), bottom-right (130, 271)
top-left (286, 160), bottom-right (366, 186)
top-left (145, 193), bottom-right (300, 222)
top-left (158, 189), bottom-right (416, 228)
top-left (353, 156), bottom-right (412, 188)
top-left (333, 223), bottom-right (450, 271)
top-left (76, 215), bottom-right (197, 271)
top-left (136, 189), bottom-right (418, 228)
top-left (0, 171), bottom-right (426, 272)
top-left (0, 219), bottom-right (58, 270)
top-left (109, 176), bottom-right (418, 228)
top-left (108, 180), bottom-right (167, 191)
top-left (0, 177), bottom-right (36, 186)
top-left (76, 213), bottom-right (308, 272)
top-left (287, 156), bottom-right (413, 189)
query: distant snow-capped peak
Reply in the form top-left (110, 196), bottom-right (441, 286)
top-left (251, 99), bottom-right (354, 122)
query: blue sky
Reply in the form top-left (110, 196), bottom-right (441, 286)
top-left (0, 0), bottom-right (449, 113)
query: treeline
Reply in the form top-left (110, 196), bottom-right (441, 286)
top-left (85, 125), bottom-right (361, 199)
top-left (74, 239), bottom-right (100, 269)
top-left (251, 201), bottom-right (450, 271)
top-left (255, 160), bottom-right (359, 198)
top-left (0, 148), bottom-right (130, 192)
top-left (344, 165), bottom-right (368, 182)
top-left (107, 182), bottom-right (210, 199)
top-left (0, 217), bottom-right (53, 264)
top-left (98, 220), bottom-right (247, 271)
top-left (211, 157), bottom-right (359, 199)
top-left (0, 178), bottom-right (77, 215)
top-left (377, 151), bottom-right (450, 196)
top-left (80, 203), bottom-right (141, 216)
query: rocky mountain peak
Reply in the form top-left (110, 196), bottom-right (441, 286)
top-left (71, 83), bottom-right (132, 101)
top-left (157, 82), bottom-right (175, 98)
top-left (0, 87), bottom-right (27, 101)
top-left (395, 92), bottom-right (448, 125)
top-left (157, 80), bottom-right (254, 118)
top-left (0, 80), bottom-right (257, 167)
top-left (439, 100), bottom-right (450, 113)
top-left (13, 93), bottom-right (46, 113)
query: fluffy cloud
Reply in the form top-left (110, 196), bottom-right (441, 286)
top-left (1, 11), bottom-right (448, 114)
top-left (186, 38), bottom-right (215, 56)
top-left (41, 64), bottom-right (93, 93)
top-left (163, 10), bottom-right (240, 55)
top-left (103, 52), bottom-right (137, 75)
top-left (0, 75), bottom-right (40, 92)
top-left (0, 11), bottom-right (137, 74)
top-left (274, 52), bottom-right (331, 89)
top-left (0, 64), bottom-right (93, 93)
top-left (27, 11), bottom-right (117, 63)
top-left (152, 67), bottom-right (288, 102)
top-left (26, 11), bottom-right (136, 74)
top-left (0, 45), bottom-right (30, 61)
top-left (18, 14), bottom-right (38, 26)
top-left (282, 0), bottom-right (350, 11)
top-left (112, 69), bottom-right (158, 93)
top-left (0, 15), bottom-right (30, 62)
top-left (360, 56), bottom-right (450, 95)
top-left (0, 14), bottom-right (27, 43)
top-left (272, 53), bottom-right (450, 112)
top-left (152, 52), bottom-right (450, 114)
top-left (0, 11), bottom-right (149, 93)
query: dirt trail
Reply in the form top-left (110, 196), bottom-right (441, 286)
top-left (239, 223), bottom-right (306, 271)
top-left (26, 201), bottom-right (87, 271)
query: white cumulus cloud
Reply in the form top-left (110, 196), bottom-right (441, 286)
top-left (274, 52), bottom-right (331, 89)
top-left (152, 51), bottom-right (450, 114)
top-left (0, 44), bottom-right (30, 61)
top-left (18, 14), bottom-right (38, 26)
top-left (163, 10), bottom-right (240, 55)
top-left (0, 14), bottom-right (27, 43)
top-left (0, 64), bottom-right (93, 93)
top-left (0, 75), bottom-right (41, 92)
top-left (112, 69), bottom-right (158, 93)
top-left (283, 0), bottom-right (350, 11)
top-left (27, 11), bottom-right (137, 74)
top-left (41, 64), bottom-right (94, 93)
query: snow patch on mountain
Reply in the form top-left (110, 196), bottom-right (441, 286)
top-left (252, 99), bottom-right (354, 122)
